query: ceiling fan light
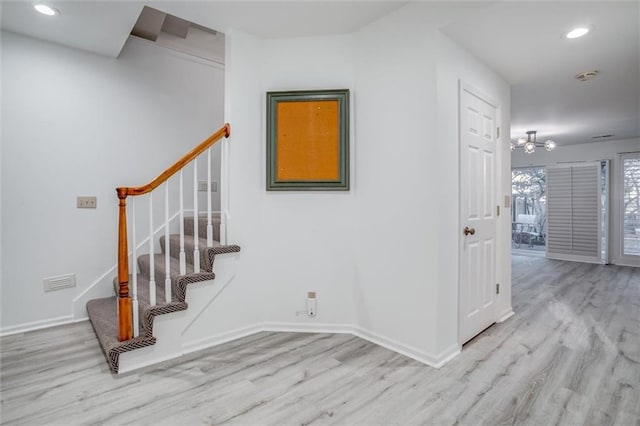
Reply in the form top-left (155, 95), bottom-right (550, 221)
top-left (510, 142), bottom-right (516, 151)
top-left (544, 140), bottom-right (557, 151)
top-left (524, 142), bottom-right (536, 154)
top-left (517, 136), bottom-right (527, 145)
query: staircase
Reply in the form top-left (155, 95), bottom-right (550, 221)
top-left (87, 215), bottom-right (239, 373)
top-left (85, 124), bottom-right (240, 373)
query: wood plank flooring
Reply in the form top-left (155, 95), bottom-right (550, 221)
top-left (1, 256), bottom-right (639, 425)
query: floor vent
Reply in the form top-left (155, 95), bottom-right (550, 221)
top-left (43, 274), bottom-right (76, 292)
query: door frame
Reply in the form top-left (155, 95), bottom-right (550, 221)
top-left (613, 152), bottom-right (640, 266)
top-left (457, 80), bottom-right (505, 346)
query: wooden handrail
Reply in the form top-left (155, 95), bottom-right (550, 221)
top-left (117, 123), bottom-right (230, 198)
top-left (116, 123), bottom-right (230, 341)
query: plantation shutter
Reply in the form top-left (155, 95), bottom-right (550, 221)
top-left (547, 162), bottom-right (601, 262)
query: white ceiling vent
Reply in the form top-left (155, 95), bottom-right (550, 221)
top-left (575, 70), bottom-right (599, 81)
top-left (43, 274), bottom-right (76, 292)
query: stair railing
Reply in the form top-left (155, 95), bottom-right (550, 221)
top-left (116, 123), bottom-right (230, 341)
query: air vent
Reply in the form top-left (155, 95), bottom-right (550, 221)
top-left (592, 134), bottom-right (615, 139)
top-left (575, 70), bottom-right (599, 81)
top-left (43, 274), bottom-right (76, 292)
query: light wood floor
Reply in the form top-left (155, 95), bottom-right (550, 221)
top-left (1, 256), bottom-right (639, 425)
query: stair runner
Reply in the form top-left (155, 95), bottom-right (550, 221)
top-left (86, 214), bottom-right (240, 373)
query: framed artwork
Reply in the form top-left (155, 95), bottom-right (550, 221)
top-left (266, 89), bottom-right (349, 191)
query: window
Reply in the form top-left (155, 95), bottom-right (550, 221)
top-left (511, 167), bottom-right (546, 252)
top-left (621, 153), bottom-right (640, 257)
top-left (546, 162), bottom-right (603, 263)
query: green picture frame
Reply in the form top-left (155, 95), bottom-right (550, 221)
top-left (266, 89), bottom-right (349, 191)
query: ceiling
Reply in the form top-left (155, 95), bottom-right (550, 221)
top-left (2, 1), bottom-right (638, 147)
top-left (0, 1), bottom-right (407, 56)
top-left (0, 1), bottom-right (144, 57)
top-left (441, 1), bottom-right (640, 146)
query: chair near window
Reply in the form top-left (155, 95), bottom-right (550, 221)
top-left (512, 214), bottom-right (544, 248)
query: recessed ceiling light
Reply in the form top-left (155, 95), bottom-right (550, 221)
top-left (34, 4), bottom-right (59, 16)
top-left (566, 27), bottom-right (589, 39)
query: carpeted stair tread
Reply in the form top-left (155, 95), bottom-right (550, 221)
top-left (184, 214), bottom-right (221, 242)
top-left (112, 273), bottom-right (182, 307)
top-left (88, 217), bottom-right (241, 374)
top-left (137, 253), bottom-right (197, 284)
top-left (159, 234), bottom-right (222, 272)
top-left (86, 296), bottom-right (156, 373)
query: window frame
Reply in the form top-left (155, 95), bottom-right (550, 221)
top-left (614, 152), bottom-right (640, 266)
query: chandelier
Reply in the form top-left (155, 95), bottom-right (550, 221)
top-left (511, 130), bottom-right (556, 154)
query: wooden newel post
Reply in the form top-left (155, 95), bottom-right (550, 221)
top-left (116, 188), bottom-right (133, 341)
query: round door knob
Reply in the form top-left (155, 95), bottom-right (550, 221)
top-left (463, 226), bottom-right (476, 236)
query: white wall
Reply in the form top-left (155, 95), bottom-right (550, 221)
top-left (349, 3), bottom-right (510, 360)
top-left (1, 32), bottom-right (224, 329)
top-left (0, 28), bottom-right (4, 310)
top-left (435, 32), bottom-right (512, 350)
top-left (352, 4), bottom-right (441, 357)
top-left (219, 2), bottom-right (513, 365)
top-left (225, 30), bottom-right (358, 329)
top-left (3, 2), bottom-right (514, 367)
top-left (513, 138), bottom-right (640, 266)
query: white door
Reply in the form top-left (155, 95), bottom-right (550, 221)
top-left (459, 82), bottom-right (499, 344)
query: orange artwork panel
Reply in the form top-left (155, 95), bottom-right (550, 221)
top-left (276, 100), bottom-right (340, 181)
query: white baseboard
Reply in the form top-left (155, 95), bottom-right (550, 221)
top-left (182, 323), bottom-right (264, 355)
top-left (2, 319), bottom-right (461, 371)
top-left (0, 315), bottom-right (87, 337)
top-left (610, 258), bottom-right (640, 268)
top-left (118, 350), bottom-right (185, 375)
top-left (498, 309), bottom-right (515, 323)
top-left (546, 253), bottom-right (603, 264)
top-left (353, 326), bottom-right (460, 368)
top-left (185, 321), bottom-right (461, 370)
top-left (0, 312), bottom-right (464, 373)
top-left (432, 343), bottom-right (462, 368)
top-left (261, 321), bottom-right (355, 335)
top-left (256, 322), bottom-right (461, 369)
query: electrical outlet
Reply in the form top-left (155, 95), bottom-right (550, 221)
top-left (307, 291), bottom-right (317, 317)
top-left (198, 181), bottom-right (218, 192)
top-left (77, 196), bottom-right (97, 209)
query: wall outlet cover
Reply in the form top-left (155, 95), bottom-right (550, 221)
top-left (307, 292), bottom-right (317, 317)
top-left (198, 181), bottom-right (218, 192)
top-left (77, 196), bottom-right (97, 208)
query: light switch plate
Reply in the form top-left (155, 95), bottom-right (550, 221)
top-left (77, 196), bottom-right (97, 208)
top-left (198, 181), bottom-right (218, 192)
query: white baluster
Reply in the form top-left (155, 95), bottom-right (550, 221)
top-left (193, 160), bottom-right (200, 273)
top-left (149, 193), bottom-right (156, 306)
top-left (207, 146), bottom-right (213, 247)
top-left (164, 182), bottom-right (171, 303)
top-left (220, 136), bottom-right (228, 245)
top-left (131, 198), bottom-right (139, 337)
top-left (179, 170), bottom-right (186, 275)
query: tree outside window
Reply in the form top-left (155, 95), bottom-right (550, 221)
top-left (512, 167), bottom-right (547, 246)
top-left (622, 155), bottom-right (640, 256)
